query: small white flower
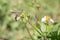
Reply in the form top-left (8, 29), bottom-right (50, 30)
top-left (41, 16), bottom-right (54, 23)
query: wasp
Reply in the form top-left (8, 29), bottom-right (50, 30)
top-left (10, 10), bottom-right (23, 21)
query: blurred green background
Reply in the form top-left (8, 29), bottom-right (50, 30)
top-left (0, 0), bottom-right (60, 40)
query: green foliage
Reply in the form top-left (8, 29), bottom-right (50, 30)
top-left (0, 0), bottom-right (60, 40)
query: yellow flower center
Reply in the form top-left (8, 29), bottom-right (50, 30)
top-left (46, 16), bottom-right (50, 22)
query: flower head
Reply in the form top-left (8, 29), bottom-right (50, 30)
top-left (41, 16), bottom-right (54, 23)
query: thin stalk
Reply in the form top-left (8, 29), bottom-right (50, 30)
top-left (44, 24), bottom-right (48, 40)
top-left (25, 23), bottom-right (34, 40)
top-left (21, 17), bottom-right (34, 40)
top-left (25, 17), bottom-right (34, 40)
top-left (28, 22), bottom-right (44, 37)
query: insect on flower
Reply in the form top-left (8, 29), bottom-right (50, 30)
top-left (10, 10), bottom-right (23, 21)
top-left (41, 16), bottom-right (54, 23)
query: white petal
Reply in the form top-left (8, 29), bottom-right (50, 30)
top-left (50, 19), bottom-right (54, 23)
top-left (41, 16), bottom-right (46, 22)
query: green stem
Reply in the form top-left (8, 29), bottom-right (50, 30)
top-left (25, 23), bottom-right (34, 40)
top-left (22, 17), bottom-right (34, 40)
top-left (29, 22), bottom-right (44, 37)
